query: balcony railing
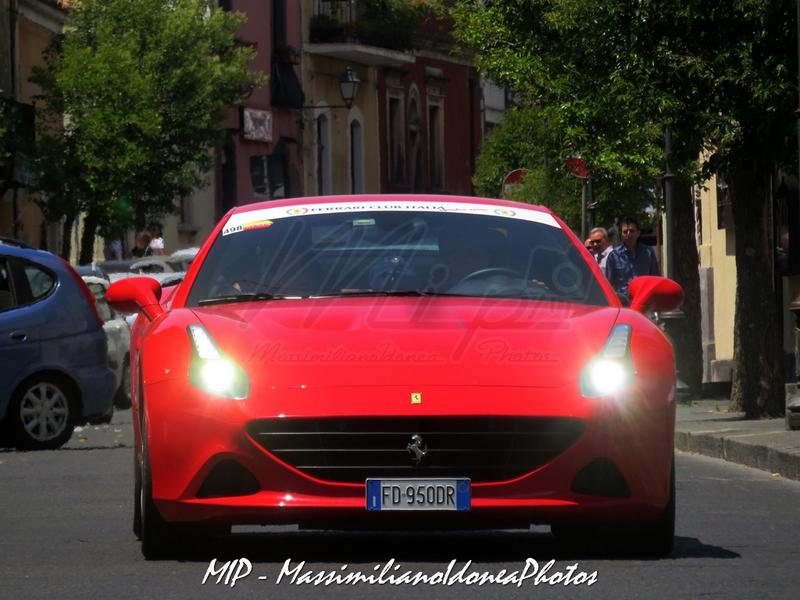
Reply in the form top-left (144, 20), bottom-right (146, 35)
top-left (310, 0), bottom-right (423, 52)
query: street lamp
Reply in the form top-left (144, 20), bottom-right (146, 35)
top-left (338, 66), bottom-right (360, 109)
top-left (302, 66), bottom-right (361, 111)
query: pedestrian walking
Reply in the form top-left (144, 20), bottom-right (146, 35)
top-left (131, 231), bottom-right (152, 258)
top-left (605, 217), bottom-right (660, 296)
top-left (147, 223), bottom-right (165, 256)
top-left (588, 227), bottom-right (613, 274)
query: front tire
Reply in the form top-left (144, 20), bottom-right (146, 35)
top-left (552, 457), bottom-right (675, 558)
top-left (9, 375), bottom-right (76, 450)
top-left (140, 417), bottom-right (182, 559)
top-left (133, 452), bottom-right (142, 539)
top-left (634, 458), bottom-right (675, 557)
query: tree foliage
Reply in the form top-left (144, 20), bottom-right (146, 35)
top-left (31, 0), bottom-right (262, 260)
top-left (0, 101), bottom-right (9, 192)
top-left (450, 0), bottom-right (797, 415)
top-left (473, 106), bottom-right (653, 232)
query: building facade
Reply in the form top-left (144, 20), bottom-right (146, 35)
top-left (1, 1), bottom-right (495, 261)
top-left (301, 0), bottom-right (483, 197)
top-left (0, 0), bottom-right (66, 250)
top-left (695, 173), bottom-right (800, 389)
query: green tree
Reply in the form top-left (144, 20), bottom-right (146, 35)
top-left (473, 105), bottom-right (654, 233)
top-left (31, 0), bottom-right (262, 263)
top-left (449, 0), bottom-right (797, 415)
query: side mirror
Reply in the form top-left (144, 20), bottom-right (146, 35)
top-left (106, 277), bottom-right (164, 321)
top-left (628, 276), bottom-right (684, 314)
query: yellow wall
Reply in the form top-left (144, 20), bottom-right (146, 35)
top-left (17, 15), bottom-right (51, 104)
top-left (301, 0), bottom-right (381, 196)
top-left (697, 174), bottom-right (737, 363)
top-left (302, 55), bottom-right (381, 196)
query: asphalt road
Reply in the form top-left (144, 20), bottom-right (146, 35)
top-left (1, 410), bottom-right (800, 600)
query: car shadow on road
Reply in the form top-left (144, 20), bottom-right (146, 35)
top-left (672, 535), bottom-right (740, 559)
top-left (168, 530), bottom-right (739, 563)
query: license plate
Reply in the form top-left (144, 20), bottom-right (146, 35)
top-left (365, 478), bottom-right (471, 511)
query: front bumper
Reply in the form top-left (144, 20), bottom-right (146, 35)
top-left (144, 379), bottom-right (676, 526)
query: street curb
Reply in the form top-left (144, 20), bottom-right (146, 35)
top-left (675, 430), bottom-right (800, 481)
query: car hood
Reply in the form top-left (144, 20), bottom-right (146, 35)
top-left (190, 297), bottom-right (619, 389)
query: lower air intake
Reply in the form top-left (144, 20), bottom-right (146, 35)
top-left (571, 458), bottom-right (631, 498)
top-left (247, 416), bottom-right (584, 483)
top-left (196, 459), bottom-right (260, 498)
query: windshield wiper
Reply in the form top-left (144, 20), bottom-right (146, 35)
top-left (197, 292), bottom-right (283, 306)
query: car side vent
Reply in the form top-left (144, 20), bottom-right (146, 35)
top-left (571, 458), bottom-right (631, 498)
top-left (196, 459), bottom-right (260, 498)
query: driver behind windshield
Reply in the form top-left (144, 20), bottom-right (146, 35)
top-left (431, 223), bottom-right (510, 292)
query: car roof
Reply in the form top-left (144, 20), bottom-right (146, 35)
top-left (168, 247), bottom-right (200, 259)
top-left (81, 275), bottom-right (109, 288)
top-left (108, 271), bottom-right (184, 285)
top-left (0, 236), bottom-right (35, 249)
top-left (130, 257), bottom-right (173, 269)
top-left (0, 241), bottom-right (64, 267)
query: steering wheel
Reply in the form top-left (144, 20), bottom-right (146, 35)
top-left (209, 278), bottom-right (262, 297)
top-left (456, 267), bottom-right (524, 285)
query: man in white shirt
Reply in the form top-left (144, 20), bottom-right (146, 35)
top-left (588, 227), bottom-right (613, 274)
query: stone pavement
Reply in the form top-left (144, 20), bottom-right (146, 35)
top-left (676, 399), bottom-right (800, 481)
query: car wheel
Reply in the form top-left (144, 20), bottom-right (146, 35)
top-left (610, 456), bottom-right (675, 557)
top-left (133, 452), bottom-right (142, 539)
top-left (139, 427), bottom-right (227, 558)
top-left (552, 457), bottom-right (675, 558)
top-left (633, 457), bottom-right (675, 557)
top-left (9, 375), bottom-right (76, 450)
top-left (115, 360), bottom-right (132, 410)
top-left (140, 419), bottom-right (181, 560)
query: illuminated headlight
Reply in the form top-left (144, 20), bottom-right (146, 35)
top-left (580, 324), bottom-right (634, 397)
top-left (188, 325), bottom-right (249, 399)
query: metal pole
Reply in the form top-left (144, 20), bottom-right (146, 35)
top-left (581, 178), bottom-right (587, 240)
top-left (659, 124), bottom-right (688, 397)
top-left (664, 125), bottom-right (675, 280)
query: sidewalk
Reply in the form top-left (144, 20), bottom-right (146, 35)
top-left (676, 399), bottom-right (800, 481)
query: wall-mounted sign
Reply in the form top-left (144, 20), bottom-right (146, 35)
top-left (242, 108), bottom-right (273, 143)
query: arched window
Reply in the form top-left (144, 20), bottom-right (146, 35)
top-left (387, 92), bottom-right (406, 186)
top-left (349, 118), bottom-right (364, 194)
top-left (428, 100), bottom-right (444, 189)
top-left (316, 113), bottom-right (331, 195)
top-left (407, 90), bottom-right (422, 192)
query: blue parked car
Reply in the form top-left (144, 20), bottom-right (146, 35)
top-left (0, 239), bottom-right (115, 450)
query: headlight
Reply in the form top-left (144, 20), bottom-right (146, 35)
top-left (187, 325), bottom-right (249, 399)
top-left (580, 324), bottom-right (633, 396)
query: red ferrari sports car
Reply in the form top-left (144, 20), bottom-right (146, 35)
top-left (107, 195), bottom-right (683, 559)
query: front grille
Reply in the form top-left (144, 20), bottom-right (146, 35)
top-left (247, 416), bottom-right (584, 483)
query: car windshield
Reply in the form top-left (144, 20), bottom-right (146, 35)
top-left (186, 208), bottom-right (608, 307)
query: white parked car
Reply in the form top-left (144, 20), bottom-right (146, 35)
top-left (129, 257), bottom-right (174, 274)
top-left (82, 276), bottom-right (132, 409)
top-left (166, 247), bottom-right (200, 272)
